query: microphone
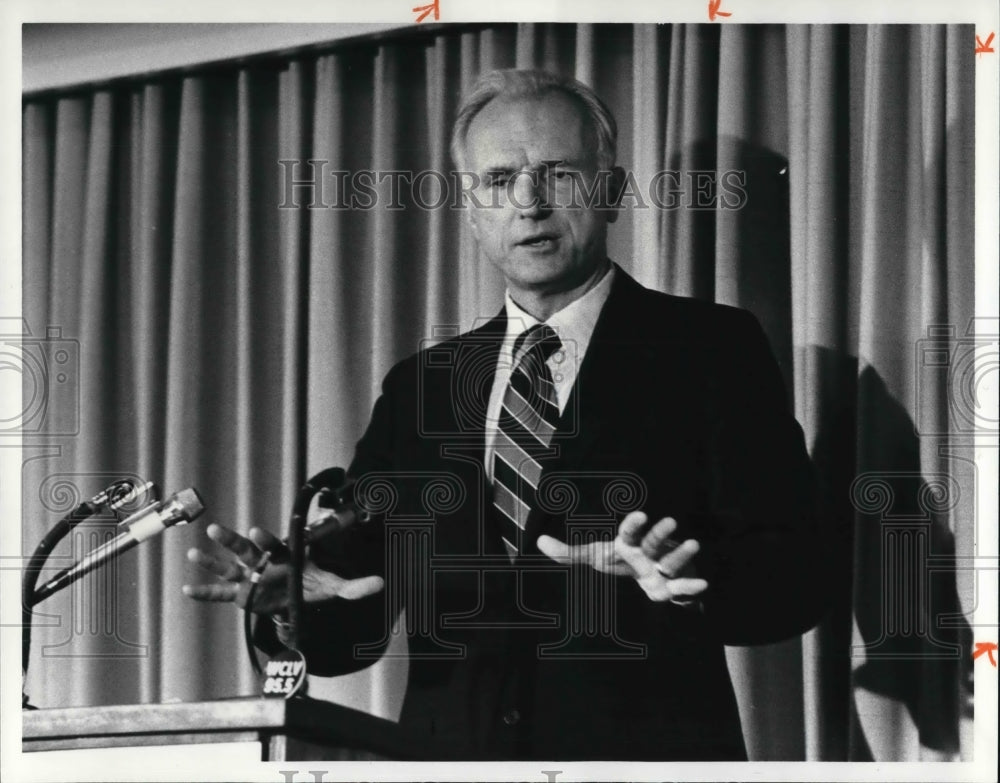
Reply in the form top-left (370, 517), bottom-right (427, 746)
top-left (253, 475), bottom-right (369, 564)
top-left (283, 468), bottom-right (365, 653)
top-left (30, 488), bottom-right (205, 606)
top-left (299, 475), bottom-right (370, 544)
top-left (21, 478), bottom-right (156, 696)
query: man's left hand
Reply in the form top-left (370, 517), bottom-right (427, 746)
top-left (536, 511), bottom-right (708, 603)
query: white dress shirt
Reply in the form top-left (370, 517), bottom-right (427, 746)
top-left (483, 264), bottom-right (616, 481)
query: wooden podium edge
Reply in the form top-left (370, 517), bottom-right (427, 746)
top-left (23, 697), bottom-right (435, 760)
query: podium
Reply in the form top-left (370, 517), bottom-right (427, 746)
top-left (23, 697), bottom-right (430, 761)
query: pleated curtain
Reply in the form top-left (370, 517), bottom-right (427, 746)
top-left (21, 23), bottom-right (975, 761)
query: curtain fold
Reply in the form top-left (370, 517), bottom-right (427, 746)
top-left (21, 22), bottom-right (974, 761)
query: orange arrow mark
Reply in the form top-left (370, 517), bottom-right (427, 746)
top-left (973, 641), bottom-right (998, 666)
top-left (708, 0), bottom-right (732, 21)
top-left (413, 0), bottom-right (440, 23)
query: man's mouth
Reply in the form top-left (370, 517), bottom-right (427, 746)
top-left (516, 233), bottom-right (559, 248)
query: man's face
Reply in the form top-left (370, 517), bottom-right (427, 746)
top-left (463, 93), bottom-right (618, 301)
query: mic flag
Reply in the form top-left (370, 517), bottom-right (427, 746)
top-left (261, 648), bottom-right (308, 698)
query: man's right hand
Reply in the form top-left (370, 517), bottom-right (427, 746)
top-left (182, 523), bottom-right (384, 615)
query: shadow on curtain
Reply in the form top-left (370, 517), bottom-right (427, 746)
top-left (20, 22), bottom-right (975, 761)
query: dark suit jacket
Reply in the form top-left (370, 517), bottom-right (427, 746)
top-left (260, 266), bottom-right (832, 760)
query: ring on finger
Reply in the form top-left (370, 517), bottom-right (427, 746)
top-left (248, 551), bottom-right (273, 584)
top-left (234, 560), bottom-right (255, 581)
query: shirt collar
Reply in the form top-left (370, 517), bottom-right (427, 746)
top-left (502, 263), bottom-right (616, 352)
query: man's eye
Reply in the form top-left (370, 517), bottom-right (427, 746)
top-left (547, 169), bottom-right (578, 185)
top-left (486, 174), bottom-right (511, 187)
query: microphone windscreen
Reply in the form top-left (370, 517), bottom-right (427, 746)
top-left (174, 487), bottom-right (206, 521)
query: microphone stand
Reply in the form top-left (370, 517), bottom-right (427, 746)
top-left (21, 479), bottom-right (154, 709)
top-left (283, 468), bottom-right (348, 654)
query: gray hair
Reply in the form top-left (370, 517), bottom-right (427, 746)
top-left (449, 69), bottom-right (618, 172)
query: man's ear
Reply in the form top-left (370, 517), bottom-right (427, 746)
top-left (606, 165), bottom-right (626, 224)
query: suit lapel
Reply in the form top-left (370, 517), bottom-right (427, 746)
top-left (552, 269), bottom-right (654, 472)
top-left (459, 311), bottom-right (507, 465)
top-left (420, 309), bottom-right (506, 457)
top-left (430, 309), bottom-right (507, 557)
top-left (522, 270), bottom-right (658, 541)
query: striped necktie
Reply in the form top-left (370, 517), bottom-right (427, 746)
top-left (492, 323), bottom-right (562, 560)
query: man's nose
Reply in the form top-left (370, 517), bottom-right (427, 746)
top-left (510, 171), bottom-right (550, 218)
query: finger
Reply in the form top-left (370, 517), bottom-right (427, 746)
top-left (536, 536), bottom-right (590, 565)
top-left (637, 575), bottom-right (709, 603)
top-left (538, 536), bottom-right (622, 573)
top-left (663, 577), bottom-right (709, 597)
top-left (206, 523), bottom-right (264, 566)
top-left (248, 526), bottom-right (286, 553)
top-left (337, 575), bottom-right (385, 600)
top-left (617, 511), bottom-right (649, 547)
top-left (182, 583), bottom-right (240, 602)
top-left (536, 534), bottom-right (573, 563)
top-left (641, 517), bottom-right (679, 560)
top-left (187, 548), bottom-right (246, 582)
top-left (656, 539), bottom-right (701, 578)
top-left (586, 539), bottom-right (634, 574)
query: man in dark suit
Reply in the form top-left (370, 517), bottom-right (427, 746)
top-left (185, 69), bottom-right (831, 760)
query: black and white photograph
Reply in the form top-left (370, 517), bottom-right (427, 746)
top-left (1, 2), bottom-right (997, 781)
